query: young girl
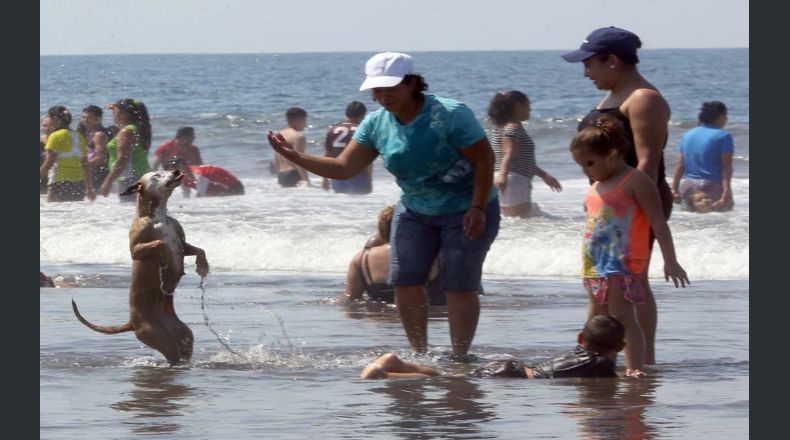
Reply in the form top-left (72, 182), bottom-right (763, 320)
top-left (78, 105), bottom-right (111, 193)
top-left (488, 90), bottom-right (562, 217)
top-left (39, 106), bottom-right (94, 202)
top-left (570, 115), bottom-right (689, 377)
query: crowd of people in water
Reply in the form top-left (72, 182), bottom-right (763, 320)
top-left (42, 26), bottom-right (740, 379)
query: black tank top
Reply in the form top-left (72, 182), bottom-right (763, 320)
top-left (578, 107), bottom-right (667, 182)
top-left (528, 345), bottom-right (616, 378)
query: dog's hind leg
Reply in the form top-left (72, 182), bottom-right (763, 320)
top-left (136, 322), bottom-right (193, 365)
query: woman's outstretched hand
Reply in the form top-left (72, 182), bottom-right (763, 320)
top-left (267, 131), bottom-right (299, 160)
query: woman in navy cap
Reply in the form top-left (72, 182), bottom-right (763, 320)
top-left (562, 26), bottom-right (672, 366)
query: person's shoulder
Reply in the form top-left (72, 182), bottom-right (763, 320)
top-left (627, 168), bottom-right (655, 191)
top-left (630, 167), bottom-right (652, 181)
top-left (430, 95), bottom-right (469, 112)
top-left (49, 128), bottom-right (69, 140)
top-left (626, 88), bottom-right (669, 112)
top-left (363, 108), bottom-right (388, 122)
top-left (46, 129), bottom-right (70, 147)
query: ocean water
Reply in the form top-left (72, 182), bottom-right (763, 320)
top-left (40, 50), bottom-right (748, 439)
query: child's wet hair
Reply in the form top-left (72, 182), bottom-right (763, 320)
top-left (583, 315), bottom-right (625, 353)
top-left (570, 114), bottom-right (629, 156)
top-left (487, 90), bottom-right (529, 126)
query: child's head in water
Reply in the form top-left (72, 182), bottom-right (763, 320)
top-left (569, 115), bottom-right (630, 182)
top-left (579, 315), bottom-right (626, 355)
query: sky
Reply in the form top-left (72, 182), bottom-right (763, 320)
top-left (40, 0), bottom-right (748, 55)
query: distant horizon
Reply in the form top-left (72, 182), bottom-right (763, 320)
top-left (40, 0), bottom-right (748, 56)
top-left (40, 47), bottom-right (749, 57)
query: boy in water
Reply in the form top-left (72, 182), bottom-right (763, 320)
top-left (273, 107), bottom-right (310, 187)
top-left (360, 315), bottom-right (625, 379)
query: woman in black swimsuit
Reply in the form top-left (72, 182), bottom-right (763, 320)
top-left (343, 205), bottom-right (446, 305)
top-left (562, 26), bottom-right (673, 366)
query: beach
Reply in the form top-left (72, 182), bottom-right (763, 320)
top-left (40, 49), bottom-right (749, 438)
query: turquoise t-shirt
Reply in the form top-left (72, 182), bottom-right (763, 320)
top-left (353, 94), bottom-right (496, 215)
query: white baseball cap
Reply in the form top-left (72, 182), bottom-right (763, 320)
top-left (359, 52), bottom-right (414, 91)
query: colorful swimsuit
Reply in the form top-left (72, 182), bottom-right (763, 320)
top-left (582, 170), bottom-right (648, 304)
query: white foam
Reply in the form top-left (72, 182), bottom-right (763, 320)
top-left (40, 177), bottom-right (749, 280)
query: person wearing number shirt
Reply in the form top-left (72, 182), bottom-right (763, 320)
top-left (323, 101), bottom-right (371, 194)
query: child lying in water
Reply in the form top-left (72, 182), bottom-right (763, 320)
top-left (360, 315), bottom-right (625, 379)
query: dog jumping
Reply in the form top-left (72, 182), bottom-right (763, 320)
top-left (72, 169), bottom-right (209, 364)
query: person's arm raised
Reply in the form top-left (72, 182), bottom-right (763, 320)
top-left (267, 131), bottom-right (378, 179)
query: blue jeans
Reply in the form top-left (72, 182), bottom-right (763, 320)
top-left (389, 198), bottom-right (500, 291)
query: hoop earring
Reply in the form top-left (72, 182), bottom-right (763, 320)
top-left (609, 65), bottom-right (615, 69)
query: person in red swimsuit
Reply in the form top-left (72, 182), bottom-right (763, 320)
top-left (151, 126), bottom-right (204, 169)
top-left (165, 159), bottom-right (244, 197)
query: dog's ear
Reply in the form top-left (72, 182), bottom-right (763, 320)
top-left (120, 182), bottom-right (143, 196)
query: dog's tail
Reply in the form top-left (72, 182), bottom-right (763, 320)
top-left (71, 299), bottom-right (134, 334)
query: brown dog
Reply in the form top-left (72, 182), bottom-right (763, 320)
top-left (72, 169), bottom-right (209, 364)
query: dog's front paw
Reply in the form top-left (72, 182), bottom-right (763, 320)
top-left (196, 254), bottom-right (210, 278)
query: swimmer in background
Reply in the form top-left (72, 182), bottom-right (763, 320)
top-left (164, 159), bottom-right (244, 197)
top-left (323, 101), bottom-right (372, 195)
top-left (272, 107), bottom-right (310, 188)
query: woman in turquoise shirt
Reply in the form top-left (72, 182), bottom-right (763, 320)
top-left (268, 52), bottom-right (499, 359)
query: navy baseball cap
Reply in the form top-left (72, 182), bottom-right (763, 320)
top-left (561, 26), bottom-right (642, 62)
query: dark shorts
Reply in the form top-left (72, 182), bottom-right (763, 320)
top-left (389, 198), bottom-right (500, 292)
top-left (278, 170), bottom-right (300, 187)
top-left (649, 180), bottom-right (674, 251)
top-left (47, 181), bottom-right (85, 202)
top-left (331, 173), bottom-right (372, 195)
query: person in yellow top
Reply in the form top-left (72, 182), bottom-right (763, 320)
top-left (39, 106), bottom-right (94, 202)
